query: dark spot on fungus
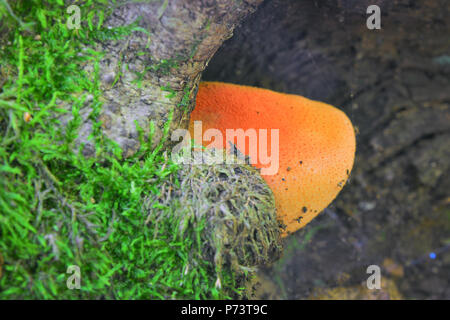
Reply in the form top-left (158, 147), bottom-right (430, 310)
top-left (302, 206), bottom-right (308, 213)
top-left (295, 216), bottom-right (303, 223)
top-left (287, 167), bottom-right (291, 172)
top-left (219, 173), bottom-right (228, 180)
top-left (299, 161), bottom-right (303, 165)
top-left (282, 178), bottom-right (285, 181)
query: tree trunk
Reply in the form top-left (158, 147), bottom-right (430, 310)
top-left (67, 0), bottom-right (262, 157)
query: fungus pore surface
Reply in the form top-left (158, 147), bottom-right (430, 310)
top-left (188, 82), bottom-right (356, 235)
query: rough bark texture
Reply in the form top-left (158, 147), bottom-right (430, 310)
top-left (66, 0), bottom-right (262, 157)
top-left (203, 0), bottom-right (450, 299)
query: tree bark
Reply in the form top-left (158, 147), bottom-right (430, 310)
top-left (67, 0), bottom-right (262, 157)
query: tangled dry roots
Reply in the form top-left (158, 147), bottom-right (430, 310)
top-left (143, 149), bottom-right (283, 296)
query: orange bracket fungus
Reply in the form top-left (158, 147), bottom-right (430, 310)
top-left (188, 82), bottom-right (356, 236)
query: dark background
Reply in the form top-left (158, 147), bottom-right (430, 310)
top-left (203, 0), bottom-right (450, 299)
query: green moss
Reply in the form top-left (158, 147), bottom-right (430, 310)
top-left (0, 0), bottom-right (280, 299)
top-left (153, 149), bottom-right (283, 298)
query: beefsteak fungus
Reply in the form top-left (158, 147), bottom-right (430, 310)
top-left (188, 82), bottom-right (356, 235)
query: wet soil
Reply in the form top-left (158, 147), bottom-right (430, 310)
top-left (203, 0), bottom-right (450, 299)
